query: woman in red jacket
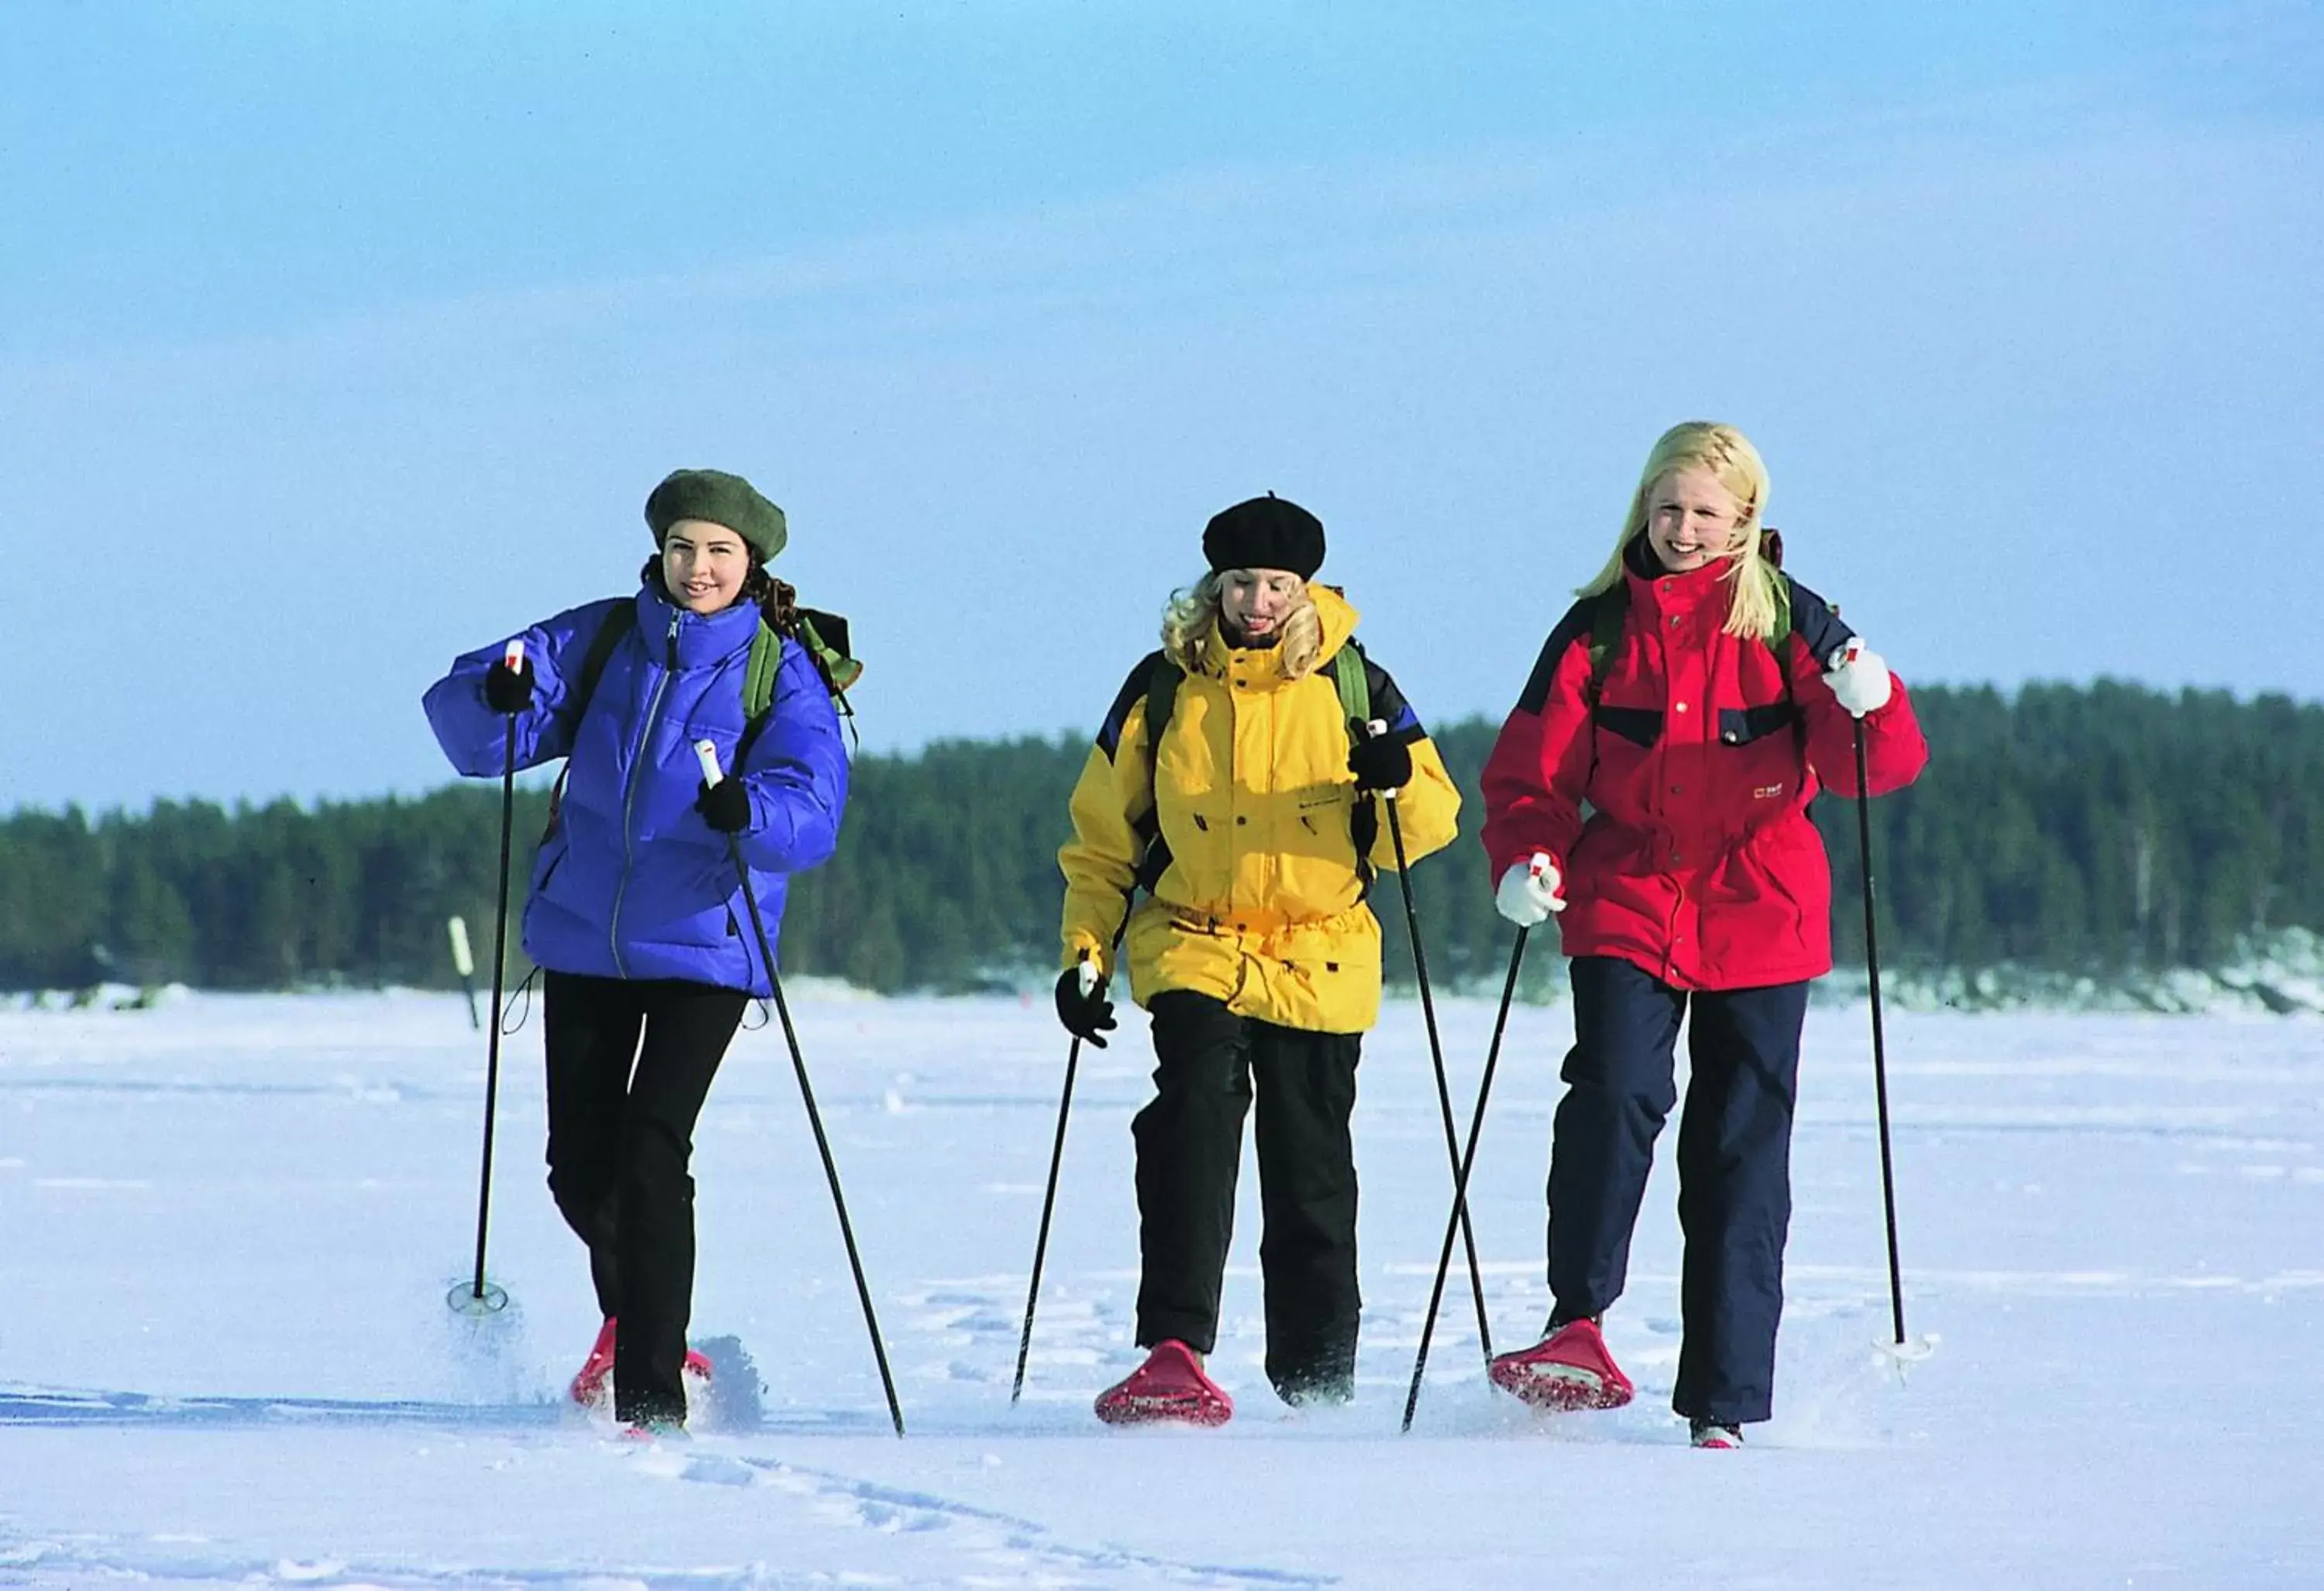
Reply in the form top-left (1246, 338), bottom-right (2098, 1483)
top-left (1477, 421), bottom-right (1927, 1448)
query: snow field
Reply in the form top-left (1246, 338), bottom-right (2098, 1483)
top-left (1, 991), bottom-right (2319, 1587)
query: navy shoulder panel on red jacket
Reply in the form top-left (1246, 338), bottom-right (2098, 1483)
top-left (1514, 597), bottom-right (1598, 715)
top-left (1782, 577), bottom-right (1856, 672)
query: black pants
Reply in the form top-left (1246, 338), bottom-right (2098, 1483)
top-left (541, 971), bottom-right (748, 1424)
top-left (1545, 956), bottom-right (1810, 1425)
top-left (1134, 990), bottom-right (1363, 1402)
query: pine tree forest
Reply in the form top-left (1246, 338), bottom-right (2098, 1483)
top-left (2, 684), bottom-right (2319, 998)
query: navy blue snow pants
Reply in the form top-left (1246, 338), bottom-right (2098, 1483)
top-left (1545, 955), bottom-right (1810, 1426)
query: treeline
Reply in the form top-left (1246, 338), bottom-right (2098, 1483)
top-left (3, 682), bottom-right (2319, 995)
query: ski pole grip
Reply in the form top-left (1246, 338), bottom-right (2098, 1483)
top-left (693, 739), bottom-right (724, 787)
top-left (448, 916), bottom-right (475, 979)
top-left (1366, 719), bottom-right (1401, 800)
top-left (504, 638), bottom-right (526, 672)
top-left (1829, 637), bottom-right (1862, 672)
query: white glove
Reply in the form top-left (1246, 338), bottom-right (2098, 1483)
top-left (1494, 854), bottom-right (1566, 926)
top-left (1824, 639), bottom-right (1893, 718)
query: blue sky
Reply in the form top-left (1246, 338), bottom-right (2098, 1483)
top-left (3, 2), bottom-right (2319, 811)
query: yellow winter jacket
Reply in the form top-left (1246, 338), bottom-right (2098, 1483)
top-left (1059, 585), bottom-right (1461, 1034)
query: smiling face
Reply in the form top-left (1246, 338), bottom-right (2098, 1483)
top-left (1643, 466), bottom-right (1749, 572)
top-left (1217, 567), bottom-right (1306, 643)
top-left (661, 519), bottom-right (754, 613)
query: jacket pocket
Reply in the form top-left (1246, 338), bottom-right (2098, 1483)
top-left (1593, 705), bottom-right (1663, 748)
top-left (1717, 703), bottom-right (1798, 746)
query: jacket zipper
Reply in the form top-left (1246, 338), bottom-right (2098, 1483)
top-left (609, 610), bottom-right (683, 977)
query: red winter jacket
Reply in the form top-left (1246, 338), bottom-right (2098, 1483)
top-left (1480, 544), bottom-right (1928, 991)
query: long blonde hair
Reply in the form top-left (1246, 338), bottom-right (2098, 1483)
top-left (1578, 421), bottom-right (1784, 643)
top-left (1161, 571), bottom-right (1323, 678)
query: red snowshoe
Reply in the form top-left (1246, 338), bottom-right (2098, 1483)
top-left (1487, 1318), bottom-right (1635, 1412)
top-left (568, 1317), bottom-right (713, 1409)
top-left (1095, 1339), bottom-right (1234, 1427)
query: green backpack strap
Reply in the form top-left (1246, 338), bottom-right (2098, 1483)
top-left (736, 609), bottom-right (865, 765)
top-left (1329, 640), bottom-right (1372, 732)
top-left (1332, 639), bottom-right (1379, 888)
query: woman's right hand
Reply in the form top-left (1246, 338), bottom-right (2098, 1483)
top-left (1494, 854), bottom-right (1566, 926)
top-left (483, 658), bottom-right (535, 715)
top-left (1053, 960), bottom-right (1117, 1047)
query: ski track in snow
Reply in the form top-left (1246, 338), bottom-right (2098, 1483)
top-left (2, 991), bottom-right (2320, 1587)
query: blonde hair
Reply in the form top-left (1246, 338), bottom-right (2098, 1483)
top-left (1579, 421), bottom-right (1784, 644)
top-left (1161, 571), bottom-right (1323, 678)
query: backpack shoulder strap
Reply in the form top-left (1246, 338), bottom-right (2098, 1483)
top-left (543, 600), bottom-right (636, 835)
top-left (1329, 639), bottom-right (1372, 732)
top-left (568, 600), bottom-right (638, 724)
top-left (733, 620), bottom-right (786, 768)
top-left (1143, 651), bottom-right (1183, 752)
top-left (1586, 584), bottom-right (1628, 703)
top-left (1133, 652), bottom-right (1184, 893)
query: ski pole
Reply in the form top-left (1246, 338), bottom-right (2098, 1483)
top-left (452, 639), bottom-right (524, 1317)
top-left (448, 916), bottom-right (481, 1031)
top-left (1011, 924), bottom-right (1125, 1404)
top-left (696, 740), bottom-right (906, 1436)
top-left (1851, 713), bottom-right (1911, 1351)
top-left (1368, 723), bottom-right (1494, 1366)
top-left (1402, 923), bottom-right (1530, 1431)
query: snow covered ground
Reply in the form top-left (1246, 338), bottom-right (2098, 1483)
top-left (2, 987), bottom-right (2318, 1588)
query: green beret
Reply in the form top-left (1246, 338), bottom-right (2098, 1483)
top-left (644, 469), bottom-right (788, 562)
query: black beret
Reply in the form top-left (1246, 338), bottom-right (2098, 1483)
top-left (1202, 493), bottom-right (1325, 579)
top-left (644, 469), bottom-right (787, 562)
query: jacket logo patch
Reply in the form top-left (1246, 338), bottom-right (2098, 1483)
top-left (1754, 782), bottom-right (1786, 800)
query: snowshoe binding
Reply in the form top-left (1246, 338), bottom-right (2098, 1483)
top-left (1487, 1318), bottom-right (1635, 1413)
top-left (1690, 1419), bottom-right (1743, 1449)
top-left (1095, 1339), bottom-right (1234, 1428)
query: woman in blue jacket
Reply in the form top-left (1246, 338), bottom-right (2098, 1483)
top-left (424, 468), bottom-right (848, 1431)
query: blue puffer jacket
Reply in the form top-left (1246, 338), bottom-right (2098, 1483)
top-left (422, 583), bottom-right (849, 997)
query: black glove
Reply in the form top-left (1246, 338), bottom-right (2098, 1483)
top-left (695, 778), bottom-right (753, 834)
top-left (483, 658), bottom-right (535, 715)
top-left (1347, 729), bottom-right (1413, 792)
top-left (1054, 965), bottom-right (1117, 1048)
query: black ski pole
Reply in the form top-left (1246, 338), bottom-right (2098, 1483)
top-left (696, 741), bottom-right (906, 1437)
top-left (452, 640), bottom-right (523, 1317)
top-left (1853, 715), bottom-right (1910, 1349)
top-left (1402, 924), bottom-right (1530, 1431)
top-left (1370, 737), bottom-right (1494, 1366)
top-left (1011, 924), bottom-right (1126, 1404)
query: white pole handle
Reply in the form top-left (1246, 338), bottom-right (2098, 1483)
top-left (447, 916), bottom-right (475, 979)
top-left (504, 638), bottom-right (526, 671)
top-left (693, 738), bottom-right (724, 787)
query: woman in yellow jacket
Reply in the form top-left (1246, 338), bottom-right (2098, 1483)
top-left (1056, 493), bottom-right (1461, 1425)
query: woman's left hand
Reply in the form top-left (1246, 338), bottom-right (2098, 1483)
top-left (695, 778), bottom-right (753, 834)
top-left (1823, 640), bottom-right (1894, 718)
